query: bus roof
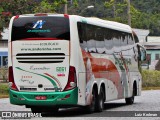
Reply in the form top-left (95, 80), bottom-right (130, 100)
top-left (68, 15), bottom-right (132, 33)
top-left (85, 17), bottom-right (132, 33)
top-left (15, 14), bottom-right (132, 33)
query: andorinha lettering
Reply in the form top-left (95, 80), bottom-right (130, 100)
top-left (27, 29), bottom-right (51, 33)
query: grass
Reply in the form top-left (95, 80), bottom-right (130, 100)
top-left (142, 87), bottom-right (160, 90)
top-left (0, 83), bottom-right (9, 98)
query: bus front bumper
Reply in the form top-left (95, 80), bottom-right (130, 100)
top-left (9, 87), bottom-right (78, 106)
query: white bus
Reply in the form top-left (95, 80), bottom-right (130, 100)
top-left (8, 14), bottom-right (146, 113)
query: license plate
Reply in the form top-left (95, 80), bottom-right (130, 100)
top-left (35, 96), bottom-right (47, 100)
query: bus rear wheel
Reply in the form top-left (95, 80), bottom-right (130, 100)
top-left (96, 87), bottom-right (105, 112)
top-left (86, 88), bottom-right (98, 113)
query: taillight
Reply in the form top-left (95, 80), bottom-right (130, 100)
top-left (64, 66), bottom-right (77, 91)
top-left (14, 15), bottom-right (19, 19)
top-left (64, 14), bottom-right (69, 18)
top-left (9, 66), bottom-right (18, 91)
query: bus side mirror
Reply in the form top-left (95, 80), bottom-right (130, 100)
top-left (140, 49), bottom-right (146, 61)
top-left (137, 43), bottom-right (147, 61)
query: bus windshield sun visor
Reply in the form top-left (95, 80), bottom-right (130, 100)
top-left (11, 16), bottom-right (70, 41)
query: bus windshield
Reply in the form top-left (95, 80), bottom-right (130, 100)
top-left (12, 16), bottom-right (70, 41)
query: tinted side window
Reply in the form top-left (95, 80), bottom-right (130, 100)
top-left (113, 30), bottom-right (121, 47)
top-left (86, 24), bottom-right (96, 53)
top-left (77, 22), bottom-right (134, 54)
top-left (121, 32), bottom-right (128, 46)
top-left (133, 34), bottom-right (139, 43)
top-left (112, 30), bottom-right (122, 52)
top-left (77, 22), bottom-right (87, 51)
top-left (96, 27), bottom-right (105, 53)
top-left (128, 33), bottom-right (134, 45)
top-left (104, 29), bottom-right (113, 51)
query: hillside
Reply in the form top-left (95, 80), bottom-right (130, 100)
top-left (0, 0), bottom-right (160, 36)
top-left (67, 0), bottom-right (160, 36)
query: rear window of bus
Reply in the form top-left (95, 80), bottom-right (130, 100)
top-left (12, 16), bottom-right (70, 41)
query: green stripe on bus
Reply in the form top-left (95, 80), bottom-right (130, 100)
top-left (15, 67), bottom-right (58, 88)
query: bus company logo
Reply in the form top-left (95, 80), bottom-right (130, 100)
top-left (33, 20), bottom-right (46, 29)
top-left (2, 112), bottom-right (11, 118)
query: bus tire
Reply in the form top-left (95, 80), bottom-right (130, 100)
top-left (125, 84), bottom-right (136, 105)
top-left (125, 96), bottom-right (134, 105)
top-left (86, 88), bottom-right (98, 113)
top-left (96, 87), bottom-right (105, 112)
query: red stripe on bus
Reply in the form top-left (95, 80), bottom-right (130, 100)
top-left (44, 73), bottom-right (62, 88)
top-left (81, 49), bottom-right (123, 98)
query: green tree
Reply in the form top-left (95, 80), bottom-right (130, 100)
top-left (0, 0), bottom-right (38, 39)
top-left (0, 0), bottom-right (67, 39)
top-left (0, 0), bottom-right (160, 36)
top-left (104, 0), bottom-right (128, 23)
top-left (34, 0), bottom-right (67, 13)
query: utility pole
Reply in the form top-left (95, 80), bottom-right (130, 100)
top-left (127, 0), bottom-right (131, 26)
top-left (113, 0), bottom-right (115, 18)
top-left (64, 3), bottom-right (68, 14)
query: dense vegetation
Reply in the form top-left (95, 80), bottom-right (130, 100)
top-left (67, 0), bottom-right (160, 36)
top-left (142, 70), bottom-right (160, 88)
top-left (0, 0), bottom-right (160, 39)
top-left (0, 83), bottom-right (8, 98)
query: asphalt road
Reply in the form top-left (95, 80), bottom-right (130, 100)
top-left (0, 90), bottom-right (160, 120)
